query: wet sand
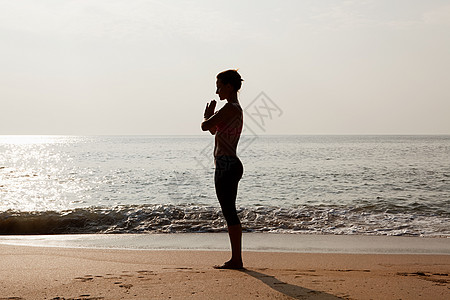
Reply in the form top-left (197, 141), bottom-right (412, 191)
top-left (0, 244), bottom-right (449, 299)
top-left (1, 233), bottom-right (449, 254)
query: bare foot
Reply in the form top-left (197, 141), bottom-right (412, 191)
top-left (213, 260), bottom-right (244, 270)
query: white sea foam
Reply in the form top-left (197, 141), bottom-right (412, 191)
top-left (0, 204), bottom-right (448, 237)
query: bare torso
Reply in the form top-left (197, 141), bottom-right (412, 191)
top-left (214, 103), bottom-right (243, 157)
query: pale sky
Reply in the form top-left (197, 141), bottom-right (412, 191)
top-left (1, 0), bottom-right (449, 135)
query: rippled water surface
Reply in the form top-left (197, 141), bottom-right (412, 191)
top-left (1, 135), bottom-right (449, 236)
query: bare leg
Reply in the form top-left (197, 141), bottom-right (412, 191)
top-left (214, 224), bottom-right (243, 269)
top-left (228, 224), bottom-right (243, 265)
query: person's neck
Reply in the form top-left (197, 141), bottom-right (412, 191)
top-left (226, 94), bottom-right (239, 104)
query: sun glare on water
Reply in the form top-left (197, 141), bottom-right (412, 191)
top-left (0, 135), bottom-right (66, 145)
top-left (0, 135), bottom-right (85, 212)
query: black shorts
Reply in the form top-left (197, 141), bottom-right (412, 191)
top-left (214, 156), bottom-right (244, 226)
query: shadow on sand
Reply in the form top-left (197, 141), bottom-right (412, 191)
top-left (242, 269), bottom-right (343, 300)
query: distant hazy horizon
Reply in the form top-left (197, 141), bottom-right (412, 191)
top-left (1, 134), bottom-right (450, 138)
top-left (1, 0), bottom-right (449, 135)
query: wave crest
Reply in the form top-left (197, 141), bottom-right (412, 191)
top-left (0, 204), bottom-right (448, 237)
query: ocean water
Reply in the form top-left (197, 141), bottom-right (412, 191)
top-left (0, 135), bottom-right (449, 237)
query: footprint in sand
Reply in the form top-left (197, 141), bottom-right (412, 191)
top-left (397, 272), bottom-right (449, 284)
top-left (50, 297), bottom-right (104, 300)
top-left (118, 284), bottom-right (133, 290)
top-left (74, 276), bottom-right (94, 282)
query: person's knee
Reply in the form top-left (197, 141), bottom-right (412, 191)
top-left (224, 212), bottom-right (241, 227)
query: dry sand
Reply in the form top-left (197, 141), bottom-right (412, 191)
top-left (0, 244), bottom-right (449, 299)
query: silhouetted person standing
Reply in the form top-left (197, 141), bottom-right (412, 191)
top-left (201, 69), bottom-right (244, 269)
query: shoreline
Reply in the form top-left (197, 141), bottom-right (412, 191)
top-left (0, 244), bottom-right (448, 299)
top-left (0, 233), bottom-right (449, 255)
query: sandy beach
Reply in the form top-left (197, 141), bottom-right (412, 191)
top-left (0, 243), bottom-right (449, 300)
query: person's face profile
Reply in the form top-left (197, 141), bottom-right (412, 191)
top-left (216, 79), bottom-right (233, 100)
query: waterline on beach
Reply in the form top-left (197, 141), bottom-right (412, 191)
top-left (0, 233), bottom-right (449, 255)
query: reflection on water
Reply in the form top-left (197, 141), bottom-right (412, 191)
top-left (0, 136), bottom-right (92, 211)
top-left (0, 135), bottom-right (215, 212)
top-left (0, 135), bottom-right (69, 145)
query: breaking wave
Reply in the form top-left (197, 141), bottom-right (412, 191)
top-left (1, 204), bottom-right (448, 237)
